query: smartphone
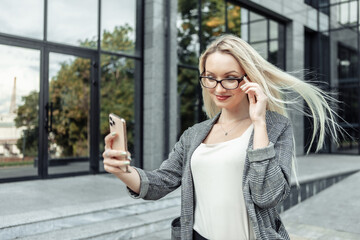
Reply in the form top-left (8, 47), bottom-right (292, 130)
top-left (109, 113), bottom-right (131, 172)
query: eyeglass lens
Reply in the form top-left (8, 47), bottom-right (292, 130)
top-left (201, 77), bottom-right (239, 89)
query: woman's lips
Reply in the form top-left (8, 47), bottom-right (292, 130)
top-left (216, 95), bottom-right (230, 101)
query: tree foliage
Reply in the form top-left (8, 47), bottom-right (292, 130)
top-left (15, 24), bottom-right (135, 158)
top-left (177, 0), bottom-right (242, 132)
top-left (14, 91), bottom-right (39, 156)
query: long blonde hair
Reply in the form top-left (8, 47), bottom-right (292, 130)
top-left (199, 34), bottom-right (343, 155)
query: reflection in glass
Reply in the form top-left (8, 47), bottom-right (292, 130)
top-left (336, 1), bottom-right (358, 25)
top-left (250, 12), bottom-right (264, 21)
top-left (178, 0), bottom-right (199, 65)
top-left (269, 40), bottom-right (279, 66)
top-left (250, 20), bottom-right (267, 42)
top-left (0, 0), bottom-right (43, 39)
top-left (269, 20), bottom-right (278, 39)
top-left (251, 42), bottom-right (268, 59)
top-left (227, 3), bottom-right (241, 36)
top-left (48, 0), bottom-right (97, 48)
top-left (201, 0), bottom-right (226, 48)
top-left (337, 86), bottom-right (359, 153)
top-left (101, 0), bottom-right (136, 54)
top-left (48, 53), bottom-right (91, 175)
top-left (178, 68), bottom-right (199, 134)
top-left (99, 55), bottom-right (135, 171)
top-left (0, 45), bottom-right (40, 179)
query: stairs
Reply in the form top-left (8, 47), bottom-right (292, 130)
top-left (1, 193), bottom-right (180, 240)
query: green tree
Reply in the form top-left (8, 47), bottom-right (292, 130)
top-left (14, 91), bottom-right (39, 157)
top-left (15, 24), bottom-right (135, 158)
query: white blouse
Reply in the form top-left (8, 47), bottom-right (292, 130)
top-left (191, 124), bottom-right (256, 240)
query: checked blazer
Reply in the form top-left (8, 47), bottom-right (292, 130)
top-left (128, 110), bottom-right (294, 240)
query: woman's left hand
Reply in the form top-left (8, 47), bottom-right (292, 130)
top-left (240, 76), bottom-right (268, 123)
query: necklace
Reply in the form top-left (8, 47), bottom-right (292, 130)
top-left (218, 117), bottom-right (250, 136)
top-left (219, 121), bottom-right (241, 136)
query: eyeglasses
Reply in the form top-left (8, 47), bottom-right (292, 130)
top-left (199, 72), bottom-right (247, 90)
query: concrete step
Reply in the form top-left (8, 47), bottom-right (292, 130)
top-left (277, 170), bottom-right (356, 213)
top-left (18, 206), bottom-right (179, 240)
top-left (1, 195), bottom-right (180, 240)
top-left (119, 228), bottom-right (171, 240)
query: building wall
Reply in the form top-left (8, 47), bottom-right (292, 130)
top-left (250, 0), bottom-right (327, 155)
top-left (143, 0), bottom-right (178, 170)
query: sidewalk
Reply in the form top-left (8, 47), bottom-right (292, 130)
top-left (281, 171), bottom-right (360, 240)
top-left (0, 153), bottom-right (359, 239)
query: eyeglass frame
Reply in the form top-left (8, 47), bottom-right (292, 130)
top-left (199, 72), bottom-right (248, 90)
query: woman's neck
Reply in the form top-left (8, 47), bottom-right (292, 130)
top-left (219, 104), bottom-right (250, 124)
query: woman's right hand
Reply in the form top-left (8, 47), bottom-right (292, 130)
top-left (103, 132), bottom-right (131, 176)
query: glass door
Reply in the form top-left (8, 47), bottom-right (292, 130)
top-left (0, 44), bottom-right (40, 180)
top-left (47, 52), bottom-right (94, 175)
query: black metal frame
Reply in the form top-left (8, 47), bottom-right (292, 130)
top-left (199, 74), bottom-right (248, 90)
top-left (0, 0), bottom-right (144, 182)
top-left (317, 0), bottom-right (360, 155)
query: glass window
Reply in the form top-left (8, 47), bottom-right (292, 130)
top-left (0, 45), bottom-right (40, 179)
top-left (201, 0), bottom-right (226, 48)
top-left (269, 40), bottom-right (279, 66)
top-left (336, 1), bottom-right (357, 25)
top-left (338, 44), bottom-right (358, 80)
top-left (178, 0), bottom-right (200, 66)
top-left (178, 67), bottom-right (200, 134)
top-left (250, 12), bottom-right (265, 21)
top-left (249, 20), bottom-right (267, 42)
top-left (48, 0), bottom-right (98, 48)
top-left (227, 3), bottom-right (241, 36)
top-left (48, 53), bottom-right (91, 175)
top-left (251, 42), bottom-right (268, 59)
top-left (337, 86), bottom-right (359, 153)
top-left (99, 55), bottom-right (135, 171)
top-left (101, 0), bottom-right (137, 54)
top-left (270, 20), bottom-right (278, 39)
top-left (0, 0), bottom-right (43, 39)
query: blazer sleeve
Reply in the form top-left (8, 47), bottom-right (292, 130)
top-left (127, 128), bottom-right (190, 200)
top-left (246, 120), bottom-right (293, 209)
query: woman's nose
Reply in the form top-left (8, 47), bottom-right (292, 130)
top-left (215, 82), bottom-right (226, 92)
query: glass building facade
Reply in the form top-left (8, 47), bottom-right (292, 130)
top-left (0, 0), bottom-right (359, 182)
top-left (0, 0), bottom-right (143, 181)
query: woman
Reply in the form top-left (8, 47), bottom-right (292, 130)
top-left (103, 35), bottom-right (340, 240)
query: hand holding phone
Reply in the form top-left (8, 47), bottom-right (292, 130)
top-left (109, 113), bottom-right (131, 173)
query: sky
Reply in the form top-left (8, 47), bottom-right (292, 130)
top-left (0, 0), bottom-right (136, 114)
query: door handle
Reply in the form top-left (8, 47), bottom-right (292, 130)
top-left (45, 102), bottom-right (53, 133)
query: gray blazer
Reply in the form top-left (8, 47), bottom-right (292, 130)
top-left (128, 110), bottom-right (293, 240)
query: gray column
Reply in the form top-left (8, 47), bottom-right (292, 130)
top-left (143, 0), bottom-right (178, 170)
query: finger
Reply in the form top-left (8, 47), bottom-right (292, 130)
top-left (240, 82), bottom-right (258, 89)
top-left (104, 149), bottom-right (129, 159)
top-left (244, 87), bottom-right (260, 95)
top-left (240, 83), bottom-right (259, 92)
top-left (104, 132), bottom-right (117, 146)
top-left (243, 76), bottom-right (251, 83)
top-left (248, 92), bottom-right (256, 104)
top-left (104, 164), bottom-right (123, 174)
top-left (104, 158), bottom-right (131, 168)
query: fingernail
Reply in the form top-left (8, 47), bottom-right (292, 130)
top-left (111, 132), bottom-right (117, 136)
top-left (124, 161), bottom-right (130, 165)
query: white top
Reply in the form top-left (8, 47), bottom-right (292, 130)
top-left (191, 124), bottom-right (255, 240)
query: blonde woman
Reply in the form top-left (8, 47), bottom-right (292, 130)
top-left (103, 34), bottom-right (340, 240)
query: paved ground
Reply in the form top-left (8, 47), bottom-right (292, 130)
top-left (281, 171), bottom-right (360, 240)
top-left (0, 153), bottom-right (359, 239)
